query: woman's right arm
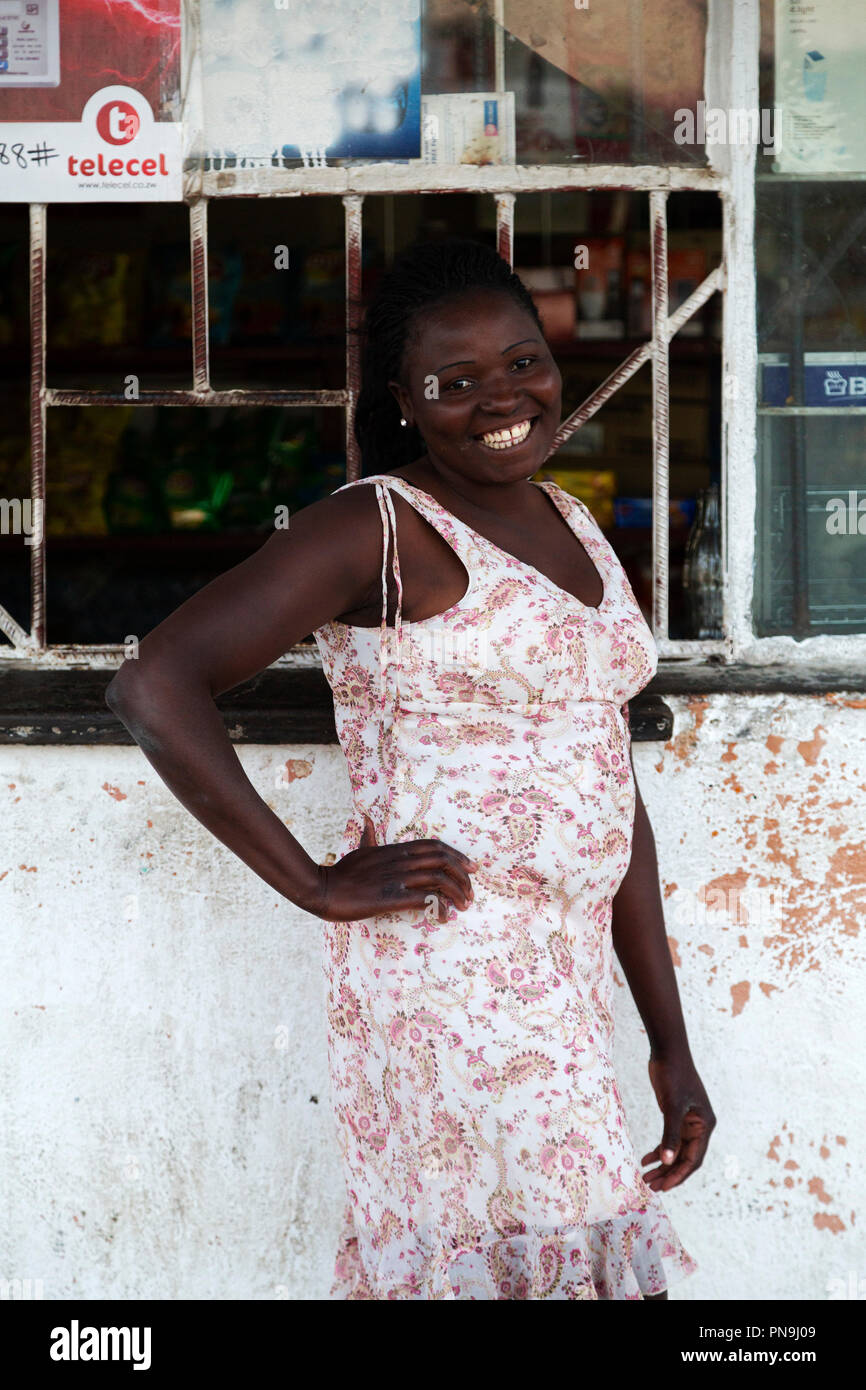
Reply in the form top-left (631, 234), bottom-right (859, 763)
top-left (105, 486), bottom-right (475, 920)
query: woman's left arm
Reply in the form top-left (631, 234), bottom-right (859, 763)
top-left (611, 745), bottom-right (716, 1192)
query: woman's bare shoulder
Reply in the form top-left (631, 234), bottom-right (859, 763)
top-left (271, 476), bottom-right (387, 554)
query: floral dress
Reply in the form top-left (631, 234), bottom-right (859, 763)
top-left (311, 472), bottom-right (698, 1300)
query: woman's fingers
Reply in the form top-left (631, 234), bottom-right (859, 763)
top-left (400, 865), bottom-right (473, 913)
top-left (397, 838), bottom-right (478, 878)
top-left (643, 1130), bottom-right (708, 1191)
top-left (389, 841), bottom-right (477, 904)
top-left (325, 833), bottom-right (480, 922)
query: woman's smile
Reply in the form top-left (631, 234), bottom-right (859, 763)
top-left (473, 414), bottom-right (541, 452)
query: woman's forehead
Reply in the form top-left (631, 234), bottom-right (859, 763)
top-left (405, 289), bottom-right (534, 351)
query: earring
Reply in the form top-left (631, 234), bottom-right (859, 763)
top-left (400, 417), bottom-right (408, 427)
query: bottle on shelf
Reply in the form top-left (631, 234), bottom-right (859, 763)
top-left (683, 482), bottom-right (723, 638)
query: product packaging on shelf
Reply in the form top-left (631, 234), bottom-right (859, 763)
top-left (413, 93), bottom-right (516, 165)
top-left (534, 466), bottom-right (618, 530)
top-left (574, 238), bottom-right (625, 339)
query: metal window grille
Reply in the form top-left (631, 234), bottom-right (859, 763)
top-left (6, 162), bottom-right (726, 667)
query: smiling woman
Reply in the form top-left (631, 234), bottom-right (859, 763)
top-left (306, 238), bottom-right (715, 1298)
top-left (105, 237), bottom-right (715, 1302)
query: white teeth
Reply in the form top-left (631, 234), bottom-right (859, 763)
top-left (478, 418), bottom-right (534, 449)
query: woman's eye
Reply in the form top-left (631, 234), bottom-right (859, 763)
top-left (443, 358), bottom-right (536, 391)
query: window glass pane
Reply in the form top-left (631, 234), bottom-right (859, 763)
top-left (192, 0), bottom-right (707, 171)
top-left (46, 205), bottom-right (191, 391)
top-left (209, 198), bottom-right (345, 389)
top-left (43, 406), bottom-right (341, 645)
top-left (424, 0), bottom-right (708, 167)
top-left (755, 1), bottom-right (866, 636)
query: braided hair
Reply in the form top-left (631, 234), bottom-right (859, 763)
top-left (353, 237), bottom-right (544, 477)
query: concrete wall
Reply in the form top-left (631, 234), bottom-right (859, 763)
top-left (2, 691), bottom-right (864, 1300)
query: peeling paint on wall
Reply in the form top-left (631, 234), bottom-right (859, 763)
top-left (1, 693), bottom-right (864, 1299)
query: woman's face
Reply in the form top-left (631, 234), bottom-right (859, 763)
top-left (388, 287), bottom-right (562, 486)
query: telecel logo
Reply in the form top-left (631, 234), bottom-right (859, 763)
top-left (96, 100), bottom-right (140, 145)
top-left (49, 1320), bottom-right (151, 1371)
top-left (66, 88), bottom-right (174, 182)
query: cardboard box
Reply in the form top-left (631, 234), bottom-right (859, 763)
top-left (625, 245), bottom-right (709, 338)
top-left (574, 237), bottom-right (625, 339)
top-left (518, 266), bottom-right (576, 342)
top-left (668, 248), bottom-right (707, 336)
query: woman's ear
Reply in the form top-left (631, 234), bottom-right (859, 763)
top-left (387, 379), bottom-right (412, 424)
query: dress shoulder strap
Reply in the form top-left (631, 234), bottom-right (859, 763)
top-left (332, 475), bottom-right (405, 735)
top-left (335, 473), bottom-right (474, 558)
top-left (536, 479), bottom-right (618, 580)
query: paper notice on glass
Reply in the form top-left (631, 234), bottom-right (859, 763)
top-left (412, 93), bottom-right (515, 165)
top-left (774, 0), bottom-right (866, 173)
top-left (191, 0), bottom-right (421, 166)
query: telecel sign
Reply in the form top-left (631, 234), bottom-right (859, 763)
top-left (0, 85), bottom-right (181, 201)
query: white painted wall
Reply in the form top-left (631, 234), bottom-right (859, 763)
top-left (1, 692), bottom-right (864, 1300)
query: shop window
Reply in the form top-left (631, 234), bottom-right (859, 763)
top-left (755, 0), bottom-right (866, 637)
top-left (1, 0), bottom-right (727, 663)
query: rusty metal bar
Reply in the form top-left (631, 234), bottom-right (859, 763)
top-left (190, 199), bottom-right (210, 392)
top-left (29, 203), bottom-right (47, 650)
top-left (0, 598), bottom-right (30, 648)
top-left (0, 597), bottom-right (31, 648)
top-left (650, 190), bottom-right (670, 643)
top-left (191, 164), bottom-right (725, 200)
top-left (0, 635), bottom-right (732, 669)
top-left (344, 194), bottom-right (364, 481)
top-left (495, 192), bottom-right (515, 266)
top-left (0, 219), bottom-right (36, 656)
top-left (667, 264), bottom-right (725, 334)
top-left (718, 188), bottom-right (730, 651)
top-left (45, 389), bottom-right (347, 408)
top-left (548, 264), bottom-right (724, 455)
top-left (547, 343), bottom-right (651, 458)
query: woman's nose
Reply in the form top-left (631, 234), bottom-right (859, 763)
top-left (478, 374), bottom-right (523, 413)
